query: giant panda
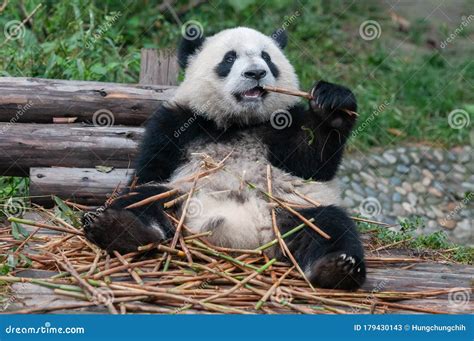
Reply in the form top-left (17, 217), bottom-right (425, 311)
top-left (84, 27), bottom-right (366, 290)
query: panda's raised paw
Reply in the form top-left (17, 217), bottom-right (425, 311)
top-left (308, 251), bottom-right (366, 290)
top-left (309, 81), bottom-right (357, 127)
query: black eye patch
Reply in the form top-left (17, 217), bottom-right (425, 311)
top-left (261, 51), bottom-right (279, 78)
top-left (215, 50), bottom-right (237, 78)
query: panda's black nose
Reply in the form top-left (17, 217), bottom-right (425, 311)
top-left (243, 69), bottom-right (267, 80)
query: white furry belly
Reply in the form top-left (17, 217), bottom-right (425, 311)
top-left (166, 133), bottom-right (340, 248)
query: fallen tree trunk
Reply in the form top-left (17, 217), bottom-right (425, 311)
top-left (0, 77), bottom-right (176, 125)
top-left (0, 123), bottom-right (143, 176)
top-left (30, 167), bottom-right (133, 206)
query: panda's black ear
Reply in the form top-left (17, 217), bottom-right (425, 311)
top-left (177, 35), bottom-right (206, 69)
top-left (270, 29), bottom-right (288, 49)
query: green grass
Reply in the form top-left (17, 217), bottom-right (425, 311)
top-left (0, 0), bottom-right (472, 197)
top-left (357, 218), bottom-right (474, 264)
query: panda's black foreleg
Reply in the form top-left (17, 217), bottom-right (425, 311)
top-left (83, 185), bottom-right (176, 254)
top-left (275, 205), bottom-right (366, 290)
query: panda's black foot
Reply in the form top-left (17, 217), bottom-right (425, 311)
top-left (84, 208), bottom-right (164, 254)
top-left (308, 252), bottom-right (366, 290)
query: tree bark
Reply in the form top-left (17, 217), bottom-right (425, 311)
top-left (0, 77), bottom-right (176, 125)
top-left (0, 123), bottom-right (143, 176)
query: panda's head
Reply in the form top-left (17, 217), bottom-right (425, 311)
top-left (173, 27), bottom-right (300, 128)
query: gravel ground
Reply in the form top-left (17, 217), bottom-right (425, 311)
top-left (339, 145), bottom-right (473, 246)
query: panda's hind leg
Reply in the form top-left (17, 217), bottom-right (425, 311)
top-left (275, 206), bottom-right (366, 290)
top-left (83, 185), bottom-right (175, 254)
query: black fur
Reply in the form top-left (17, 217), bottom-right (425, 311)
top-left (215, 50), bottom-right (237, 78)
top-left (177, 35), bottom-right (206, 69)
top-left (275, 206), bottom-right (366, 290)
top-left (270, 29), bottom-right (288, 49)
top-left (261, 51), bottom-right (280, 78)
top-left (83, 185), bottom-right (176, 254)
top-left (264, 80), bottom-right (357, 180)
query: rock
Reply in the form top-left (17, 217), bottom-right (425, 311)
top-left (422, 177), bottom-right (431, 186)
top-left (431, 207), bottom-right (444, 218)
top-left (395, 186), bottom-right (407, 195)
top-left (383, 152), bottom-right (397, 164)
top-left (410, 152), bottom-right (420, 163)
top-left (396, 164), bottom-right (410, 174)
top-left (440, 164), bottom-right (451, 172)
top-left (402, 182), bottom-right (412, 192)
top-left (400, 154), bottom-right (410, 164)
top-left (433, 150), bottom-right (443, 162)
top-left (428, 187), bottom-right (443, 197)
top-left (425, 210), bottom-right (436, 219)
top-left (427, 163), bottom-right (437, 171)
top-left (341, 176), bottom-right (350, 183)
top-left (438, 218), bottom-right (456, 230)
top-left (377, 183), bottom-right (388, 193)
top-left (352, 182), bottom-right (365, 195)
top-left (389, 177), bottom-right (402, 186)
top-left (458, 152), bottom-right (470, 163)
top-left (393, 203), bottom-right (404, 215)
top-left (412, 182), bottom-right (425, 192)
top-left (461, 182), bottom-right (474, 191)
top-left (377, 167), bottom-right (392, 177)
top-left (422, 169), bottom-right (434, 179)
top-left (392, 192), bottom-right (402, 203)
top-left (407, 192), bottom-right (417, 205)
top-left (453, 164), bottom-right (466, 173)
top-left (402, 202), bottom-right (413, 213)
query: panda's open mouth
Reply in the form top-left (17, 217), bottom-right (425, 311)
top-left (235, 86), bottom-right (267, 101)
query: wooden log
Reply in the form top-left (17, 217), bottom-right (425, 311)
top-left (0, 123), bottom-right (143, 176)
top-left (30, 167), bottom-right (133, 206)
top-left (139, 49), bottom-right (179, 86)
top-left (0, 77), bottom-right (176, 125)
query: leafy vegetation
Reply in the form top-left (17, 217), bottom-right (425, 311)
top-left (357, 218), bottom-right (474, 264)
top-left (1, 0), bottom-right (472, 150)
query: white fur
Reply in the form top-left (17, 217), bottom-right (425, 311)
top-left (167, 132), bottom-right (340, 248)
top-left (172, 27), bottom-right (300, 128)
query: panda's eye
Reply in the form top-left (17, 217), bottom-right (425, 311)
top-left (224, 51), bottom-right (237, 63)
top-left (261, 51), bottom-right (271, 62)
